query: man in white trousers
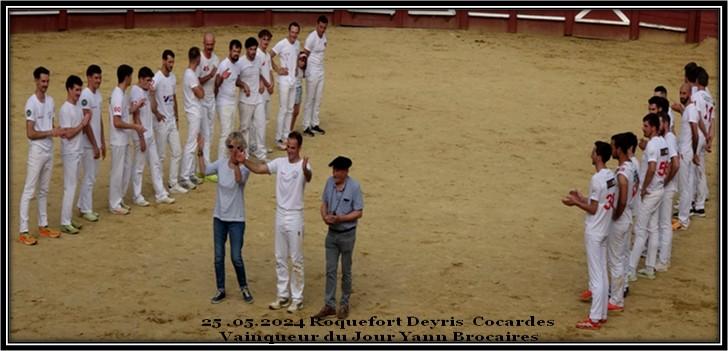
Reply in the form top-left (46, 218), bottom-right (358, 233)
top-left (244, 131), bottom-right (312, 313)
top-left (562, 141), bottom-right (616, 330)
top-left (236, 37), bottom-right (267, 161)
top-left (673, 83), bottom-right (700, 231)
top-left (18, 67), bottom-right (64, 245)
top-left (656, 112), bottom-right (679, 272)
top-left (691, 67), bottom-right (713, 217)
top-left (215, 39), bottom-right (242, 164)
top-left (627, 113), bottom-right (669, 281)
top-left (130, 66), bottom-right (176, 206)
top-left (77, 64), bottom-right (105, 223)
top-left (302, 15), bottom-right (328, 137)
top-left (109, 64), bottom-right (146, 215)
top-left (257, 29), bottom-right (275, 151)
top-left (197, 33), bottom-right (219, 179)
top-left (180, 47), bottom-right (206, 190)
top-left (271, 22), bottom-right (301, 151)
top-left (59, 75), bottom-right (91, 235)
top-left (152, 50), bottom-right (187, 195)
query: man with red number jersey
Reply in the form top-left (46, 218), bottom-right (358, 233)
top-left (562, 141), bottom-right (616, 330)
top-left (628, 113), bottom-right (669, 281)
top-left (655, 112), bottom-right (679, 273)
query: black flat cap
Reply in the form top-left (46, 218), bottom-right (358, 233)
top-left (328, 156), bottom-right (352, 169)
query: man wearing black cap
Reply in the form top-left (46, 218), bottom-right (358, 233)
top-left (312, 156), bottom-right (363, 320)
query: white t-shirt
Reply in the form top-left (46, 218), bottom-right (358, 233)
top-left (257, 48), bottom-right (273, 101)
top-left (616, 160), bottom-right (637, 222)
top-left (584, 168), bottom-right (616, 236)
top-left (216, 57), bottom-right (240, 107)
top-left (183, 68), bottom-right (202, 115)
top-left (205, 157), bottom-right (251, 222)
top-left (152, 71), bottom-right (177, 125)
top-left (693, 89), bottom-right (714, 136)
top-left (24, 94), bottom-right (55, 152)
top-left (639, 136), bottom-right (669, 193)
top-left (130, 85), bottom-right (154, 141)
top-left (80, 88), bottom-right (102, 149)
top-left (679, 103), bottom-right (699, 153)
top-left (304, 30), bottom-right (327, 75)
top-left (109, 86), bottom-right (130, 146)
top-left (59, 100), bottom-right (84, 155)
top-left (272, 38), bottom-right (300, 86)
top-left (236, 54), bottom-right (263, 105)
top-left (663, 132), bottom-right (679, 192)
top-left (266, 157), bottom-right (311, 211)
top-left (196, 52), bottom-right (219, 104)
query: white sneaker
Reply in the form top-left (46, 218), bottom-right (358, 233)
top-left (627, 271), bottom-right (637, 282)
top-left (109, 207), bottom-right (130, 215)
top-left (156, 196), bottom-right (176, 204)
top-left (286, 301), bottom-right (303, 313)
top-left (134, 198), bottom-right (150, 207)
top-left (655, 262), bottom-right (670, 272)
top-left (180, 180), bottom-right (197, 190)
top-left (637, 267), bottom-right (656, 280)
top-left (169, 184), bottom-right (188, 194)
top-left (268, 297), bottom-right (291, 310)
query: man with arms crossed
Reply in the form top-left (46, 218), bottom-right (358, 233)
top-left (215, 39), bottom-right (242, 166)
top-left (77, 64), bottom-right (105, 223)
top-left (236, 37), bottom-right (267, 161)
top-left (673, 83), bottom-right (700, 231)
top-left (244, 131), bottom-right (312, 313)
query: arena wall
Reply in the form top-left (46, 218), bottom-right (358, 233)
top-left (8, 8), bottom-right (720, 43)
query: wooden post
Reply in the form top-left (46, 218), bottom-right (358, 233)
top-left (629, 10), bottom-right (640, 40)
top-left (58, 9), bottom-right (68, 31)
top-left (564, 10), bottom-right (574, 36)
top-left (264, 9), bottom-right (273, 27)
top-left (457, 10), bottom-right (469, 30)
top-left (694, 11), bottom-right (702, 43)
top-left (686, 10), bottom-right (699, 43)
top-left (395, 10), bottom-right (405, 27)
top-left (194, 9), bottom-right (204, 27)
top-left (507, 10), bottom-right (517, 33)
top-left (333, 9), bottom-right (343, 26)
top-left (125, 9), bottom-right (134, 29)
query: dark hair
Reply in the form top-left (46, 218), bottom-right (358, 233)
top-left (696, 67), bottom-right (709, 86)
top-left (244, 37), bottom-right (258, 49)
top-left (648, 96), bottom-right (669, 113)
top-left (288, 131), bottom-right (303, 147)
top-left (258, 29), bottom-right (272, 39)
top-left (86, 64), bottom-right (102, 77)
top-left (317, 15), bottom-right (329, 24)
top-left (138, 66), bottom-right (154, 79)
top-left (288, 22), bottom-right (300, 31)
top-left (33, 66), bottom-right (50, 79)
top-left (612, 133), bottom-right (630, 155)
top-left (189, 46), bottom-right (201, 61)
top-left (65, 74), bottom-right (83, 90)
top-left (643, 113), bottom-right (661, 129)
top-left (625, 132), bottom-right (638, 153)
top-left (685, 63), bottom-right (699, 83)
top-left (229, 39), bottom-right (242, 50)
top-left (594, 141), bottom-right (612, 164)
top-left (162, 49), bottom-right (175, 60)
top-left (117, 64), bottom-right (133, 84)
top-left (653, 85), bottom-right (667, 95)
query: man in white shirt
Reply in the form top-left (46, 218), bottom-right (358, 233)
top-left (691, 67), bottom-right (713, 217)
top-left (257, 29), bottom-right (275, 151)
top-left (18, 67), bottom-right (65, 245)
top-left (109, 65), bottom-right (146, 215)
top-left (181, 46), bottom-right (206, 189)
top-left (215, 39), bottom-right (242, 164)
top-left (655, 112), bottom-right (679, 272)
top-left (130, 67), bottom-right (176, 207)
top-left (302, 15), bottom-right (329, 137)
top-left (673, 83), bottom-right (700, 231)
top-left (244, 131), bottom-right (312, 313)
top-left (152, 50), bottom-right (187, 195)
top-left (236, 37), bottom-right (267, 161)
top-left (628, 113), bottom-right (669, 280)
top-left (562, 141), bottom-right (616, 330)
top-left (77, 65), bottom-right (105, 223)
top-left (271, 22), bottom-right (301, 151)
top-left (59, 75), bottom-right (91, 234)
top-left (197, 33), bottom-right (219, 171)
top-left (653, 86), bottom-right (675, 132)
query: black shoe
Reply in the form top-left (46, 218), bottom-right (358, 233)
top-left (241, 287), bottom-right (254, 304)
top-left (624, 286), bottom-right (629, 297)
top-left (673, 211), bottom-right (680, 218)
top-left (312, 125), bottom-right (326, 135)
top-left (211, 290), bottom-right (226, 304)
top-left (303, 128), bottom-right (315, 137)
top-left (691, 208), bottom-right (706, 217)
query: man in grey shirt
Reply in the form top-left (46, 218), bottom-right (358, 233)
top-left (312, 156), bottom-right (363, 320)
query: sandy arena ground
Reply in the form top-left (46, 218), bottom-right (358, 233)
top-left (8, 25), bottom-right (720, 343)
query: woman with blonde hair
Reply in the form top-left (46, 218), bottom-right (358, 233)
top-left (197, 131), bottom-right (254, 304)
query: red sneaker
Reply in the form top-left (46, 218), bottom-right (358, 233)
top-left (576, 318), bottom-right (601, 330)
top-left (608, 303), bottom-right (624, 312)
top-left (579, 290), bottom-right (592, 302)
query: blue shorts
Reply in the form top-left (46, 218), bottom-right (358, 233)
top-left (294, 85), bottom-right (302, 105)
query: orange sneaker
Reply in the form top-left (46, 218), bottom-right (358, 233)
top-left (608, 303), bottom-right (624, 312)
top-left (18, 233), bottom-right (38, 245)
top-left (579, 290), bottom-right (592, 302)
top-left (38, 226), bottom-right (61, 238)
top-left (576, 318), bottom-right (602, 330)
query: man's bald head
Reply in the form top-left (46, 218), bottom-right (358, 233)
top-left (203, 33), bottom-right (216, 55)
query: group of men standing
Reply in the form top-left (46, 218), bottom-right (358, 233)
top-left (563, 62), bottom-right (715, 330)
